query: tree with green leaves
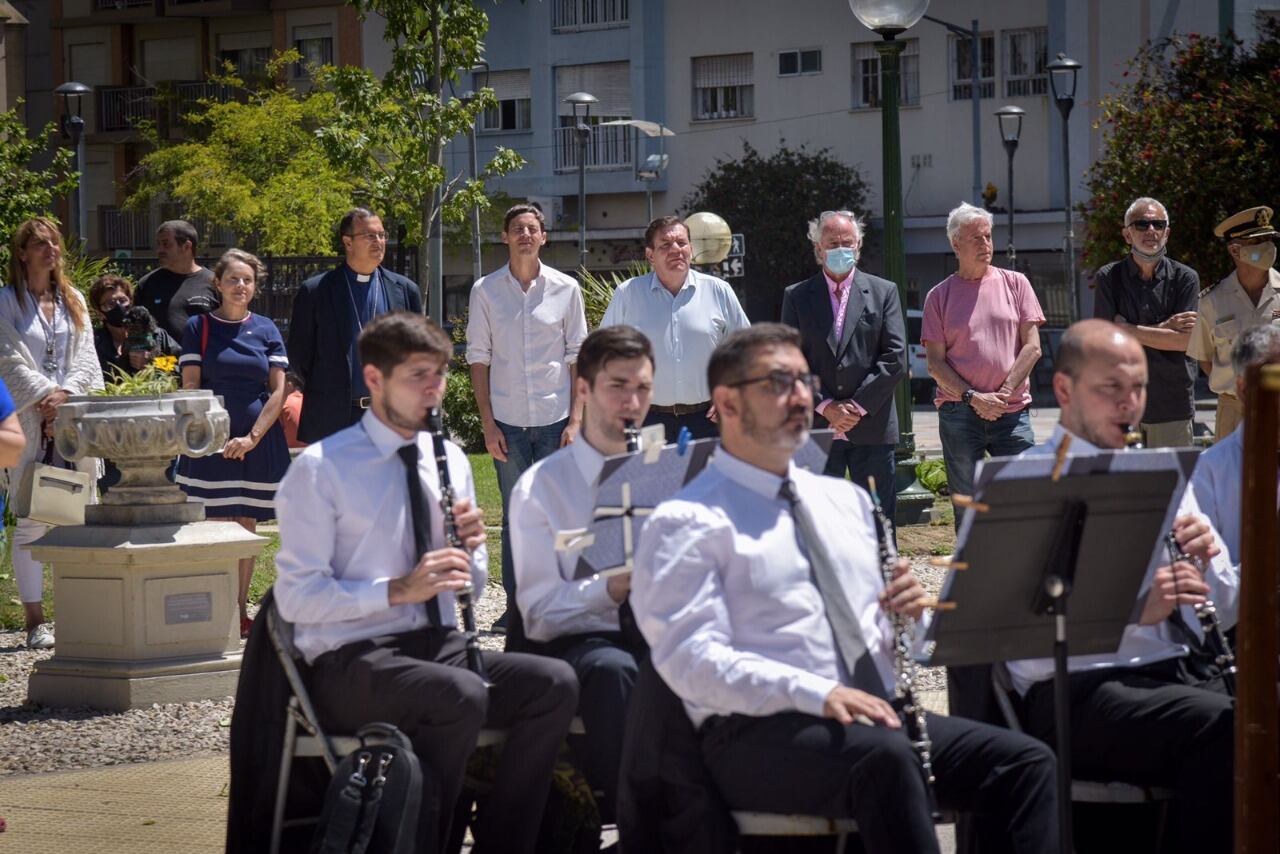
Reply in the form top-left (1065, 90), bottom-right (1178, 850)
top-left (1082, 23), bottom-right (1280, 284)
top-left (319, 0), bottom-right (524, 305)
top-left (0, 103), bottom-right (77, 273)
top-left (682, 141), bottom-right (871, 320)
top-left (127, 54), bottom-right (361, 256)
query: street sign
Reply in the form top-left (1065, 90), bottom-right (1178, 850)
top-left (719, 233), bottom-right (746, 278)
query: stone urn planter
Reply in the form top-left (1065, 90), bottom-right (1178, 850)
top-left (27, 390), bottom-right (268, 711)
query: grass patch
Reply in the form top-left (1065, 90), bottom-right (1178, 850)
top-left (897, 497), bottom-right (958, 557)
top-left (468, 453), bottom-right (501, 528)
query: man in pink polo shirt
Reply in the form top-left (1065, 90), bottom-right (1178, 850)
top-left (921, 202), bottom-right (1045, 519)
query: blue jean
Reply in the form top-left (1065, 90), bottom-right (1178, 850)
top-left (824, 441), bottom-right (897, 524)
top-left (494, 418), bottom-right (568, 607)
top-left (936, 402), bottom-right (1035, 518)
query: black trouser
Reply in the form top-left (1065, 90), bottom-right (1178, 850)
top-left (309, 628), bottom-right (578, 854)
top-left (1023, 657), bottom-right (1233, 854)
top-left (643, 406), bottom-right (719, 443)
top-left (700, 710), bottom-right (1058, 854)
top-left (552, 634), bottom-right (639, 822)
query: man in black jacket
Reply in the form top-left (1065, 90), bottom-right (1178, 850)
top-left (289, 208), bottom-right (424, 443)
top-left (781, 210), bottom-right (907, 518)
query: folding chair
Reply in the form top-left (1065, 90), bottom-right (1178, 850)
top-left (990, 662), bottom-right (1174, 850)
top-left (264, 600), bottom-right (510, 854)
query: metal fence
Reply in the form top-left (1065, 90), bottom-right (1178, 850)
top-left (111, 251), bottom-right (419, 342)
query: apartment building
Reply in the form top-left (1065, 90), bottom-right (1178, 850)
top-left (33, 0), bottom-right (388, 255)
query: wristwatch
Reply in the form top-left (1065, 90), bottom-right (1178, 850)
top-left (961, 389), bottom-right (976, 405)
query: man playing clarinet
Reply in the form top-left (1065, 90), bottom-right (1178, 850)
top-left (1009, 318), bottom-right (1236, 854)
top-left (631, 323), bottom-right (1059, 853)
top-left (510, 325), bottom-right (655, 822)
top-left (274, 311), bottom-right (578, 854)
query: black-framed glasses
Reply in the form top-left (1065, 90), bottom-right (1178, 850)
top-left (729, 370), bottom-right (821, 396)
top-left (1128, 219), bottom-right (1168, 231)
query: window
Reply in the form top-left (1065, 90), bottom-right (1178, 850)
top-left (1003, 28), bottom-right (1048, 97)
top-left (692, 53), bottom-right (754, 121)
top-left (292, 25), bottom-right (333, 79)
top-left (948, 33), bottom-right (995, 100)
top-left (554, 62), bottom-right (632, 171)
top-left (217, 32), bottom-right (271, 81)
top-left (478, 69), bottom-right (532, 132)
top-left (850, 39), bottom-right (919, 109)
top-left (552, 0), bottom-right (629, 32)
top-left (778, 48), bottom-right (822, 77)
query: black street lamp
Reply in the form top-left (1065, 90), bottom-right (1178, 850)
top-left (563, 91), bottom-right (598, 270)
top-left (55, 81), bottom-right (91, 249)
top-left (994, 104), bottom-right (1025, 266)
top-left (1048, 52), bottom-right (1082, 320)
top-left (849, 0), bottom-right (934, 525)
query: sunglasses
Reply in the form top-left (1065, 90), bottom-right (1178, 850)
top-left (1128, 219), bottom-right (1168, 231)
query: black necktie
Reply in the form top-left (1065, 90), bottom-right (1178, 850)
top-left (398, 443), bottom-right (442, 627)
top-left (779, 479), bottom-right (887, 699)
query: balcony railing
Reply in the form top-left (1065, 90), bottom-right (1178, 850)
top-left (101, 209), bottom-right (153, 250)
top-left (171, 81), bottom-right (235, 121)
top-left (97, 86), bottom-right (158, 132)
top-left (96, 0), bottom-right (152, 9)
top-left (553, 124), bottom-right (632, 173)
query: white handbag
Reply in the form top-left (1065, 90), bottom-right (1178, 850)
top-left (13, 440), bottom-right (91, 527)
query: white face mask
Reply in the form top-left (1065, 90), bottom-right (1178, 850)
top-left (1238, 241), bottom-right (1277, 272)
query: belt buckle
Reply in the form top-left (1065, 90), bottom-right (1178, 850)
top-left (356, 396), bottom-right (371, 409)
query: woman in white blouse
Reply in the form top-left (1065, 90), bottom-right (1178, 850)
top-left (0, 218), bottom-right (104, 649)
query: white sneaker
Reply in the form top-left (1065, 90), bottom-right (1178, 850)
top-left (26, 623), bottom-right (54, 650)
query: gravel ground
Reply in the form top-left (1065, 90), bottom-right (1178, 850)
top-left (0, 557), bottom-right (948, 776)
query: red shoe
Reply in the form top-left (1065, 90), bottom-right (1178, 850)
top-left (240, 616), bottom-right (253, 639)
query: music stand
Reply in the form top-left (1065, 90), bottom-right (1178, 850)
top-left (923, 450), bottom-right (1188, 854)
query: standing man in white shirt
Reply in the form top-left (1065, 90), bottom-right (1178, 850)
top-left (1008, 319), bottom-right (1235, 854)
top-left (467, 202), bottom-right (589, 635)
top-left (510, 325), bottom-right (654, 821)
top-left (601, 215), bottom-right (750, 442)
top-left (632, 323), bottom-right (1058, 854)
top-left (274, 311), bottom-right (578, 854)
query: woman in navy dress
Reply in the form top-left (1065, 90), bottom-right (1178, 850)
top-left (177, 248), bottom-right (289, 637)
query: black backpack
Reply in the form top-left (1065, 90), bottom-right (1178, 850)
top-left (310, 723), bottom-right (426, 854)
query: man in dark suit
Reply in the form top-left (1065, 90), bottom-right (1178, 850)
top-left (288, 208), bottom-right (424, 443)
top-left (781, 210), bottom-right (907, 519)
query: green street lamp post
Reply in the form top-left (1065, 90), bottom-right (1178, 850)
top-left (563, 91), bottom-right (598, 271)
top-left (849, 0), bottom-right (934, 525)
top-left (1048, 53), bottom-right (1082, 320)
top-left (995, 104), bottom-right (1026, 266)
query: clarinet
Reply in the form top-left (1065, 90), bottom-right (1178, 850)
top-left (868, 478), bottom-right (941, 820)
top-left (428, 408), bottom-right (492, 686)
top-left (617, 420), bottom-right (648, 657)
top-left (1163, 532), bottom-right (1238, 697)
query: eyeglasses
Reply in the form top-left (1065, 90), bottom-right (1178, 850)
top-left (729, 370), bottom-right (821, 396)
top-left (1128, 219), bottom-right (1168, 231)
top-left (351, 232), bottom-right (388, 242)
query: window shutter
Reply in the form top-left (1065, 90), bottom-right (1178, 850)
top-left (485, 69), bottom-right (531, 102)
top-left (556, 62), bottom-right (630, 116)
top-left (692, 53), bottom-right (753, 88)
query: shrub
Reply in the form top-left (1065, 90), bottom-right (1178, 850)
top-left (916, 457), bottom-right (949, 495)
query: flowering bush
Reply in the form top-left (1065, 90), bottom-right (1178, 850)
top-left (96, 356), bottom-right (180, 397)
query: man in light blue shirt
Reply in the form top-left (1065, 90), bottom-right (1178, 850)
top-left (1192, 323), bottom-right (1280, 575)
top-left (601, 215), bottom-right (750, 442)
top-left (274, 311), bottom-right (578, 854)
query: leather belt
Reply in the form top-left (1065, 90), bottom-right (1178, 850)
top-left (351, 396), bottom-right (371, 409)
top-left (649, 401), bottom-right (711, 416)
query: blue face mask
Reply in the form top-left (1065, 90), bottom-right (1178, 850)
top-left (825, 246), bottom-right (857, 277)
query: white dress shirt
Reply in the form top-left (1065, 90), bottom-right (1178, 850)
top-left (1192, 424), bottom-right (1278, 573)
top-left (631, 449), bottom-right (896, 728)
top-left (1006, 424), bottom-right (1238, 695)
top-left (511, 437), bottom-right (623, 642)
top-left (600, 270), bottom-right (750, 407)
top-left (465, 261), bottom-right (588, 428)
top-left (273, 410), bottom-right (488, 664)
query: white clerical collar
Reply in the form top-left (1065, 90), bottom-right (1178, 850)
top-left (346, 264), bottom-right (375, 283)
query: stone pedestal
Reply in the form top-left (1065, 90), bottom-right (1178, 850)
top-left (24, 390), bottom-right (268, 712)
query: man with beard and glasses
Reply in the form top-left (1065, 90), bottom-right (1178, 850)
top-left (1009, 319), bottom-right (1236, 854)
top-left (1092, 197), bottom-right (1200, 448)
top-left (274, 311), bottom-right (578, 854)
top-left (629, 324), bottom-right (1059, 854)
top-left (1188, 205), bottom-right (1280, 441)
